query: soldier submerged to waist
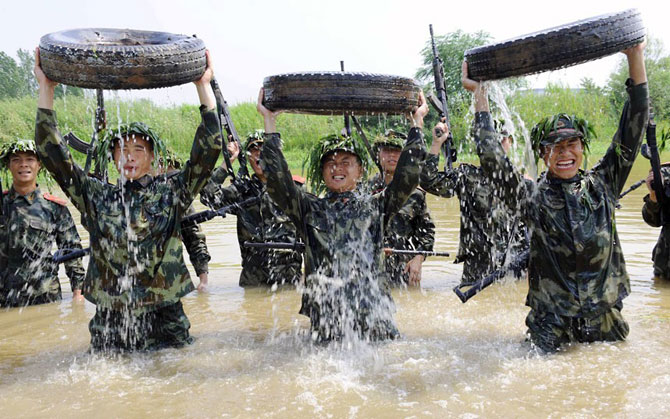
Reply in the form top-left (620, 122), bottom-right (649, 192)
top-left (200, 130), bottom-right (303, 287)
top-left (257, 88), bottom-right (429, 342)
top-left (421, 119), bottom-right (527, 286)
top-left (641, 164), bottom-right (670, 281)
top-left (462, 41), bottom-right (648, 353)
top-left (33, 49), bottom-right (222, 352)
top-left (0, 139), bottom-right (85, 307)
top-left (368, 130), bottom-right (435, 287)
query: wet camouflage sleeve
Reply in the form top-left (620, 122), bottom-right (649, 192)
top-left (419, 153), bottom-right (460, 198)
top-left (381, 127), bottom-right (427, 224)
top-left (199, 166), bottom-right (236, 209)
top-left (181, 204), bottom-right (210, 276)
top-left (55, 204), bottom-right (86, 291)
top-left (642, 166), bottom-right (670, 279)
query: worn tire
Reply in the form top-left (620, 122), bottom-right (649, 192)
top-left (39, 28), bottom-right (206, 89)
top-left (464, 9), bottom-right (645, 81)
top-left (262, 72), bottom-right (421, 115)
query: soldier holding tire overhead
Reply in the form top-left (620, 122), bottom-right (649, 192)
top-left (462, 41), bottom-right (648, 353)
top-left (33, 48), bottom-right (222, 352)
top-left (257, 88), bottom-right (429, 342)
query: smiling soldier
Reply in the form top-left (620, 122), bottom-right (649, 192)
top-left (461, 41), bottom-right (648, 353)
top-left (257, 88), bottom-right (429, 342)
top-left (0, 139), bottom-right (85, 307)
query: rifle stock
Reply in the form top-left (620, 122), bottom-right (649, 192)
top-left (453, 249), bottom-right (529, 303)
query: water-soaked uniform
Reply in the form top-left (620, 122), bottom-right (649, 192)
top-left (200, 167), bottom-right (302, 286)
top-left (35, 106), bottom-right (221, 351)
top-left (0, 187), bottom-right (85, 307)
top-left (473, 79), bottom-right (649, 352)
top-left (641, 164), bottom-right (670, 280)
top-left (420, 156), bottom-right (526, 285)
top-left (262, 128), bottom-right (426, 342)
top-left (368, 174), bottom-right (435, 286)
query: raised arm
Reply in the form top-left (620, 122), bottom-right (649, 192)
top-left (176, 51), bottom-right (223, 211)
top-left (34, 47), bottom-right (89, 213)
top-left (592, 42), bottom-right (649, 196)
top-left (257, 88), bottom-right (307, 229)
top-left (383, 92), bottom-right (429, 221)
top-left (420, 122), bottom-right (460, 197)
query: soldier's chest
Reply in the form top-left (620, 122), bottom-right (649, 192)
top-left (3, 201), bottom-right (56, 249)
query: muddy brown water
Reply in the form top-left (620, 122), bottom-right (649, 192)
top-left (1, 158), bottom-right (669, 418)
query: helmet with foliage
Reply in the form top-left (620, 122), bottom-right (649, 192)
top-left (245, 129), bottom-right (265, 151)
top-left (303, 134), bottom-right (370, 195)
top-left (372, 129), bottom-right (406, 154)
top-left (0, 139), bottom-right (37, 169)
top-left (530, 113), bottom-right (596, 161)
top-left (96, 122), bottom-right (168, 173)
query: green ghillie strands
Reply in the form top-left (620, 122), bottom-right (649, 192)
top-left (160, 150), bottom-right (183, 171)
top-left (0, 138), bottom-right (53, 190)
top-left (372, 129), bottom-right (406, 154)
top-left (245, 129), bottom-right (265, 151)
top-left (303, 133), bottom-right (370, 195)
top-left (96, 122), bottom-right (168, 176)
top-left (530, 113), bottom-right (596, 162)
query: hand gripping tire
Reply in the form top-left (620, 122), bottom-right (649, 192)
top-left (262, 72), bottom-right (421, 115)
top-left (464, 9), bottom-right (645, 81)
top-left (39, 28), bottom-right (206, 89)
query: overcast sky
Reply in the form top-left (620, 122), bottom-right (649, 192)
top-left (2, 0), bottom-right (667, 106)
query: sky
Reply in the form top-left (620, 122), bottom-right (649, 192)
top-left (1, 0), bottom-right (668, 106)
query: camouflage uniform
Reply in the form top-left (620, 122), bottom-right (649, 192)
top-left (420, 155), bottom-right (526, 285)
top-left (368, 174), bottom-right (435, 285)
top-left (0, 187), bottom-right (85, 307)
top-left (200, 168), bottom-right (302, 286)
top-left (641, 164), bottom-right (670, 280)
top-left (262, 128), bottom-right (426, 342)
top-left (34, 106), bottom-right (222, 351)
top-left (473, 79), bottom-right (649, 352)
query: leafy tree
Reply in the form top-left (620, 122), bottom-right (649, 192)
top-left (0, 52), bottom-right (25, 99)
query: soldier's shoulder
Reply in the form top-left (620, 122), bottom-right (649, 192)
top-left (42, 192), bottom-right (68, 206)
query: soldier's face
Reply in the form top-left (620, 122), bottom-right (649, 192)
top-left (248, 145), bottom-right (264, 178)
top-left (322, 151), bottom-right (363, 193)
top-left (542, 137), bottom-right (584, 179)
top-left (379, 146), bottom-right (401, 175)
top-left (501, 136), bottom-right (513, 154)
top-left (113, 135), bottom-right (154, 181)
top-left (8, 151), bottom-right (40, 186)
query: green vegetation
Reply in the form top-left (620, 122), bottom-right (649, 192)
top-left (1, 32), bottom-right (669, 176)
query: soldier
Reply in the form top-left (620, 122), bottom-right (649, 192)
top-left (369, 130), bottom-right (435, 286)
top-left (257, 88), bottom-right (428, 342)
top-left (159, 151), bottom-right (211, 291)
top-left (420, 122), bottom-right (525, 286)
top-left (0, 139), bottom-right (85, 307)
top-left (200, 130), bottom-right (302, 287)
top-left (461, 41), bottom-right (648, 353)
top-left (33, 49), bottom-right (221, 351)
top-left (641, 165), bottom-right (670, 281)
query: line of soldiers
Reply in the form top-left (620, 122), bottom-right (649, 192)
top-left (0, 41), bottom-right (658, 354)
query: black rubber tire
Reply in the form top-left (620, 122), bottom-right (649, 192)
top-left (39, 28), bottom-right (206, 89)
top-left (464, 9), bottom-right (645, 81)
top-left (262, 72), bottom-right (421, 115)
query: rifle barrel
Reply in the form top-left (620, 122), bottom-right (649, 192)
top-left (387, 249), bottom-right (450, 257)
top-left (453, 249), bottom-right (529, 303)
top-left (53, 247), bottom-right (91, 264)
top-left (182, 196), bottom-right (260, 226)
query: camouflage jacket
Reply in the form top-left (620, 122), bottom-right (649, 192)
top-left (0, 187), bottom-right (85, 305)
top-left (369, 174), bottom-right (435, 284)
top-left (262, 128), bottom-right (426, 338)
top-left (474, 80), bottom-right (649, 318)
top-left (181, 203), bottom-right (210, 276)
top-left (200, 167), bottom-right (301, 286)
top-left (641, 165), bottom-right (670, 279)
top-left (420, 155), bottom-right (525, 284)
top-left (35, 107), bottom-right (222, 313)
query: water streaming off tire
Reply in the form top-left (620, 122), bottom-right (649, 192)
top-left (1, 158), bottom-right (668, 417)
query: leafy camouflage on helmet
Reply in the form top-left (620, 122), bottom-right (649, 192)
top-left (530, 113), bottom-right (596, 161)
top-left (372, 129), bottom-right (406, 154)
top-left (96, 122), bottom-right (168, 175)
top-left (0, 139), bottom-right (37, 169)
top-left (245, 129), bottom-right (265, 151)
top-left (160, 150), bottom-right (183, 171)
top-left (303, 134), bottom-right (370, 195)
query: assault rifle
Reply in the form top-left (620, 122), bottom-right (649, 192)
top-left (453, 248), bottom-right (529, 303)
top-left (244, 241), bottom-right (449, 257)
top-left (428, 24), bottom-right (457, 170)
top-left (53, 196), bottom-right (260, 264)
top-left (341, 61), bottom-right (352, 137)
top-left (645, 109), bottom-right (670, 223)
top-left (63, 88), bottom-right (107, 179)
top-left (211, 78), bottom-right (248, 181)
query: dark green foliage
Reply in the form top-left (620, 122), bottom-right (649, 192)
top-left (530, 113), bottom-right (596, 162)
